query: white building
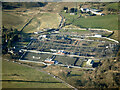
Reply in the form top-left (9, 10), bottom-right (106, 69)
top-left (70, 13), bottom-right (75, 15)
top-left (34, 31), bottom-right (43, 34)
top-left (90, 10), bottom-right (103, 16)
top-left (34, 32), bottom-right (38, 34)
top-left (50, 49), bottom-right (57, 52)
top-left (80, 8), bottom-right (104, 16)
top-left (90, 9), bottom-right (102, 12)
top-left (86, 59), bottom-right (94, 66)
top-left (80, 8), bottom-right (90, 13)
top-left (93, 34), bottom-right (102, 37)
top-left (39, 35), bottom-right (47, 38)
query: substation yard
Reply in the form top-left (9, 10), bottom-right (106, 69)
top-left (20, 29), bottom-right (119, 68)
top-left (27, 35), bottom-right (118, 58)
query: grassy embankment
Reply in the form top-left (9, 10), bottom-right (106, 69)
top-left (3, 10), bottom-right (61, 33)
top-left (2, 12), bottom-right (30, 31)
top-left (2, 60), bottom-right (68, 88)
top-left (23, 12), bottom-right (61, 33)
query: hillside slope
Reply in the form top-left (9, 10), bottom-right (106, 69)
top-left (90, 58), bottom-right (120, 88)
top-left (2, 60), bottom-right (68, 88)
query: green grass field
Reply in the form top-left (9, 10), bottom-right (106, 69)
top-left (2, 12), bottom-right (29, 31)
top-left (61, 12), bottom-right (118, 30)
top-left (2, 60), bottom-right (68, 88)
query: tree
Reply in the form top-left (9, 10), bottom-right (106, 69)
top-left (2, 26), bottom-right (20, 54)
top-left (106, 3), bottom-right (118, 14)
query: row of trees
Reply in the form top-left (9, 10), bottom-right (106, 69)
top-left (2, 26), bottom-right (20, 54)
